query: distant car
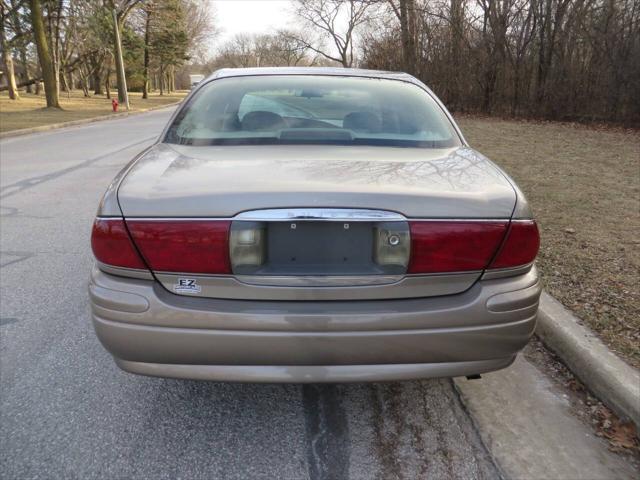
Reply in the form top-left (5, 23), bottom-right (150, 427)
top-left (189, 74), bottom-right (205, 89)
top-left (90, 67), bottom-right (540, 383)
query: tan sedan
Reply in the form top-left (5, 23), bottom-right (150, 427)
top-left (89, 67), bottom-right (540, 382)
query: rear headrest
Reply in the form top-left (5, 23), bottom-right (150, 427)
top-left (241, 111), bottom-right (286, 131)
top-left (343, 111), bottom-right (382, 133)
top-left (207, 113), bottom-right (240, 131)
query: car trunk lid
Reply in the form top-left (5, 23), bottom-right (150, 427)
top-left (118, 143), bottom-right (517, 300)
top-left (117, 143), bottom-right (516, 219)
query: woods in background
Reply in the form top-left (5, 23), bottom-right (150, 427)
top-left (0, 0), bottom-right (213, 108)
top-left (1, 0), bottom-right (638, 123)
top-left (210, 0), bottom-right (639, 123)
top-left (360, 0), bottom-right (640, 123)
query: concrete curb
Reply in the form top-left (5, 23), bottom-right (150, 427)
top-left (0, 101), bottom-right (182, 139)
top-left (536, 291), bottom-right (640, 428)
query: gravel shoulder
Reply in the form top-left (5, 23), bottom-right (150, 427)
top-left (458, 116), bottom-right (640, 368)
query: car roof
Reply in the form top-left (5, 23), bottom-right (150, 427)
top-left (207, 67), bottom-right (420, 85)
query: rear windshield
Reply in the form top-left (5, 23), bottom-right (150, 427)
top-left (164, 75), bottom-right (461, 148)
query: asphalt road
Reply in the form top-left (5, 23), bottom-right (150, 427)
top-left (0, 110), bottom-right (500, 480)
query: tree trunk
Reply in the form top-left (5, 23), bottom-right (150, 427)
top-left (1, 44), bottom-right (20, 100)
top-left (105, 71), bottom-right (111, 99)
top-left (78, 66), bottom-right (89, 97)
top-left (82, 72), bottom-right (89, 97)
top-left (52, 0), bottom-right (63, 98)
top-left (22, 50), bottom-right (32, 94)
top-left (512, 61), bottom-right (522, 116)
top-left (2, 50), bottom-right (20, 100)
top-left (448, 0), bottom-right (464, 111)
top-left (399, 0), bottom-right (417, 75)
top-left (60, 70), bottom-right (71, 98)
top-left (60, 71), bottom-right (68, 92)
top-left (29, 0), bottom-right (59, 108)
top-left (8, 0), bottom-right (30, 94)
top-left (93, 68), bottom-right (103, 95)
top-left (0, 4), bottom-right (20, 99)
top-left (142, 11), bottom-right (151, 99)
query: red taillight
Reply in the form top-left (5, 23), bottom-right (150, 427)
top-left (408, 221), bottom-right (508, 273)
top-left (126, 220), bottom-right (231, 274)
top-left (489, 220), bottom-right (540, 269)
top-left (91, 218), bottom-right (146, 269)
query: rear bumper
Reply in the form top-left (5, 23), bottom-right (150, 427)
top-left (89, 266), bottom-right (540, 382)
top-left (114, 357), bottom-right (516, 383)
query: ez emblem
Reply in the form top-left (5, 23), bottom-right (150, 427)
top-left (174, 278), bottom-right (201, 294)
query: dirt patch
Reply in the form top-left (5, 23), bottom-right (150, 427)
top-left (458, 116), bottom-right (640, 368)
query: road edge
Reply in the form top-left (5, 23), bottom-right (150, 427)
top-left (536, 291), bottom-right (640, 429)
top-left (0, 101), bottom-right (182, 139)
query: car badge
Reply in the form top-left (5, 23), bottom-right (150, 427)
top-left (174, 278), bottom-right (201, 294)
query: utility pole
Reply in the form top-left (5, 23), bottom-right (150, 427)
top-left (112, 9), bottom-right (129, 110)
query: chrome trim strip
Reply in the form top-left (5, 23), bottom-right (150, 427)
top-left (97, 262), bottom-right (153, 280)
top-left (235, 275), bottom-right (404, 287)
top-left (233, 208), bottom-right (407, 222)
top-left (97, 216), bottom-right (520, 222)
top-left (481, 263), bottom-right (534, 280)
top-left (99, 217), bottom-right (232, 221)
top-left (153, 271), bottom-right (482, 300)
top-left (150, 270), bottom-right (482, 279)
top-left (407, 218), bottom-right (510, 222)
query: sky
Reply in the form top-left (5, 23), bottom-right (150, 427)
top-left (212, 0), bottom-right (295, 47)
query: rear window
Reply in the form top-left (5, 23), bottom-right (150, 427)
top-left (164, 75), bottom-right (461, 148)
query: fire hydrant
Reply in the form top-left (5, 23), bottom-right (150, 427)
top-left (111, 98), bottom-right (119, 112)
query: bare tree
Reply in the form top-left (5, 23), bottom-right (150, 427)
top-left (384, 0), bottom-right (418, 74)
top-left (272, 30), bottom-right (313, 66)
top-left (182, 0), bottom-right (215, 61)
top-left (361, 0), bottom-right (640, 124)
top-left (10, 0), bottom-right (33, 92)
top-left (28, 0), bottom-right (58, 107)
top-left (212, 31), bottom-right (316, 69)
top-left (1, 0), bottom-right (20, 99)
top-left (290, 0), bottom-right (374, 67)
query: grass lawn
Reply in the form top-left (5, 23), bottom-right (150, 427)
top-left (0, 90), bottom-right (187, 133)
top-left (457, 116), bottom-right (640, 368)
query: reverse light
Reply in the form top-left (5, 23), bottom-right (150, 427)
top-left (373, 222), bottom-right (410, 270)
top-left (229, 222), bottom-right (267, 273)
